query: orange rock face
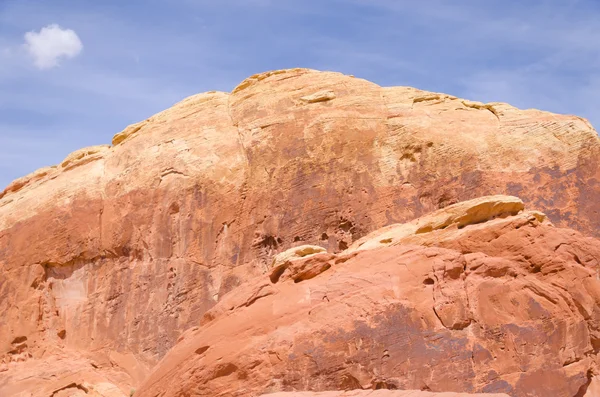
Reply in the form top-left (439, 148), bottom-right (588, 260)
top-left (1, 69), bottom-right (599, 396)
top-left (260, 392), bottom-right (510, 397)
top-left (135, 196), bottom-right (600, 397)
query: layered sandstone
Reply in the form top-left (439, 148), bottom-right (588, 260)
top-left (1, 69), bottom-right (599, 396)
top-left (135, 196), bottom-right (600, 397)
top-left (260, 392), bottom-right (510, 397)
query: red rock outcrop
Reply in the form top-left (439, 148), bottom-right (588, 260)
top-left (0, 352), bottom-right (133, 397)
top-left (260, 392), bottom-right (510, 397)
top-left (1, 69), bottom-right (599, 396)
top-left (135, 196), bottom-right (600, 397)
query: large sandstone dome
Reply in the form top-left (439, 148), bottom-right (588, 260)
top-left (1, 69), bottom-right (599, 397)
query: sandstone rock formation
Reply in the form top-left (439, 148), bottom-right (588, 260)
top-left (0, 353), bottom-right (133, 397)
top-left (1, 69), bottom-right (599, 396)
top-left (135, 196), bottom-right (600, 397)
top-left (260, 392), bottom-right (510, 397)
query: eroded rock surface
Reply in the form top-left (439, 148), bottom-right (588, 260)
top-left (260, 392), bottom-right (510, 397)
top-left (0, 351), bottom-right (133, 397)
top-left (1, 69), bottom-right (600, 396)
top-left (347, 195), bottom-right (527, 253)
top-left (136, 196), bottom-right (600, 397)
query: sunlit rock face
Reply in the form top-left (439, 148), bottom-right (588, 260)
top-left (1, 69), bottom-right (599, 397)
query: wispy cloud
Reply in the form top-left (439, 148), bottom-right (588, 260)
top-left (0, 0), bottom-right (599, 189)
top-left (23, 24), bottom-right (83, 69)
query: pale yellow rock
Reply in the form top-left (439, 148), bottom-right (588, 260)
top-left (461, 100), bottom-right (500, 119)
top-left (0, 166), bottom-right (57, 199)
top-left (348, 195), bottom-right (526, 253)
top-left (61, 145), bottom-right (110, 170)
top-left (271, 244), bottom-right (326, 268)
top-left (393, 209), bottom-right (549, 250)
top-left (300, 90), bottom-right (336, 103)
top-left (111, 121), bottom-right (147, 146)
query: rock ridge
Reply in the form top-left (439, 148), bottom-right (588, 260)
top-left (135, 195), bottom-right (600, 397)
top-left (1, 68), bottom-right (600, 396)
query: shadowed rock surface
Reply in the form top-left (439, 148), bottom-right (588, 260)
top-left (135, 196), bottom-right (600, 397)
top-left (1, 69), bottom-right (599, 396)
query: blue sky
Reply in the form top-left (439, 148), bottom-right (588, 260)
top-left (1, 0), bottom-right (599, 188)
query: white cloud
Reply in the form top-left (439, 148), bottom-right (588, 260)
top-left (23, 24), bottom-right (83, 69)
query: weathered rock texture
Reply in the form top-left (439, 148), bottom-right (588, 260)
top-left (0, 352), bottom-right (133, 397)
top-left (1, 69), bottom-right (599, 396)
top-left (135, 196), bottom-right (600, 397)
top-left (260, 392), bottom-right (510, 397)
